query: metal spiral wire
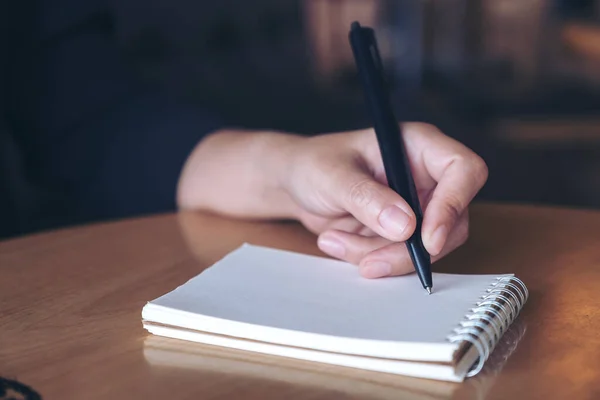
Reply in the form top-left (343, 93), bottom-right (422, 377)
top-left (447, 275), bottom-right (528, 377)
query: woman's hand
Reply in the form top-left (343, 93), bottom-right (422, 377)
top-left (284, 123), bottom-right (488, 278)
top-left (177, 123), bottom-right (488, 278)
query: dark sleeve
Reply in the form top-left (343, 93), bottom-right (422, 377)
top-left (71, 90), bottom-right (223, 222)
top-left (7, 1), bottom-right (224, 224)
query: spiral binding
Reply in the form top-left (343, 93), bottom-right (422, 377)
top-left (461, 320), bottom-right (527, 399)
top-left (446, 275), bottom-right (528, 377)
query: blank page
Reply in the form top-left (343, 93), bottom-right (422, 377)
top-left (143, 244), bottom-right (510, 362)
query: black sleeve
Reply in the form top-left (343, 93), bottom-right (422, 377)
top-left (7, 1), bottom-right (224, 225)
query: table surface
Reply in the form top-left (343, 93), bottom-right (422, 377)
top-left (1, 202), bottom-right (599, 400)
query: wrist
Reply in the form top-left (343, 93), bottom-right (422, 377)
top-left (256, 130), bottom-right (301, 184)
top-left (254, 130), bottom-right (305, 219)
top-left (177, 128), bottom-right (305, 220)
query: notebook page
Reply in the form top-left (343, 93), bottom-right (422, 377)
top-left (144, 244), bottom-right (509, 361)
top-left (143, 323), bottom-right (479, 382)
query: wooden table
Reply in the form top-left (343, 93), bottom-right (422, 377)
top-left (1, 203), bottom-right (599, 400)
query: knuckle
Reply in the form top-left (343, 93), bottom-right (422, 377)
top-left (347, 179), bottom-right (378, 208)
top-left (471, 154), bottom-right (489, 187)
top-left (451, 152), bottom-right (489, 189)
top-left (406, 121), bottom-right (439, 134)
top-left (443, 194), bottom-right (464, 223)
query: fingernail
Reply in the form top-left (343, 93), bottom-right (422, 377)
top-left (430, 225), bottom-right (448, 255)
top-left (361, 261), bottom-right (392, 278)
top-left (318, 236), bottom-right (346, 258)
top-left (379, 206), bottom-right (410, 238)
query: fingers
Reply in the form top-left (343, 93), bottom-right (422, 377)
top-left (334, 169), bottom-right (417, 242)
top-left (421, 154), bottom-right (486, 255)
top-left (312, 123), bottom-right (484, 264)
top-left (299, 212), bottom-right (377, 237)
top-left (318, 210), bottom-right (470, 278)
top-left (423, 208), bottom-right (470, 261)
top-left (360, 242), bottom-right (418, 278)
top-left (361, 210), bottom-right (469, 278)
top-left (396, 123), bottom-right (487, 256)
top-left (317, 230), bottom-right (390, 265)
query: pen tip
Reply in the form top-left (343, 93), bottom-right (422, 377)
top-left (426, 287), bottom-right (432, 295)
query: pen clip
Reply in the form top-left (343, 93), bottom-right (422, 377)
top-left (368, 36), bottom-right (384, 74)
top-left (350, 22), bottom-right (389, 91)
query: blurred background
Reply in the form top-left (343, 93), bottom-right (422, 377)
top-left (3, 0), bottom-right (600, 239)
top-left (115, 0), bottom-right (600, 208)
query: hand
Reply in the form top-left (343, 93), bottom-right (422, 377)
top-left (283, 123), bottom-right (488, 278)
top-left (177, 123), bottom-right (488, 278)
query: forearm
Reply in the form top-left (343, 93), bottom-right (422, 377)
top-left (176, 129), bottom-right (303, 219)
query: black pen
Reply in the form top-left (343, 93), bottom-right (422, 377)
top-left (348, 21), bottom-right (433, 294)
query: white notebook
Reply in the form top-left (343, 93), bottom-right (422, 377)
top-left (142, 243), bottom-right (528, 382)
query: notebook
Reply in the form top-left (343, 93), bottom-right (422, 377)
top-left (143, 337), bottom-right (462, 400)
top-left (142, 243), bottom-right (528, 382)
top-left (143, 319), bottom-right (526, 399)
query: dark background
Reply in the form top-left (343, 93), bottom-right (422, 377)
top-left (116, 0), bottom-right (600, 208)
top-left (3, 0), bottom-right (600, 238)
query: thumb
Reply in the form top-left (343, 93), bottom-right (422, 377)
top-left (335, 170), bottom-right (416, 241)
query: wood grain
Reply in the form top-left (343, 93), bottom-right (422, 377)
top-left (0, 203), bottom-right (599, 400)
